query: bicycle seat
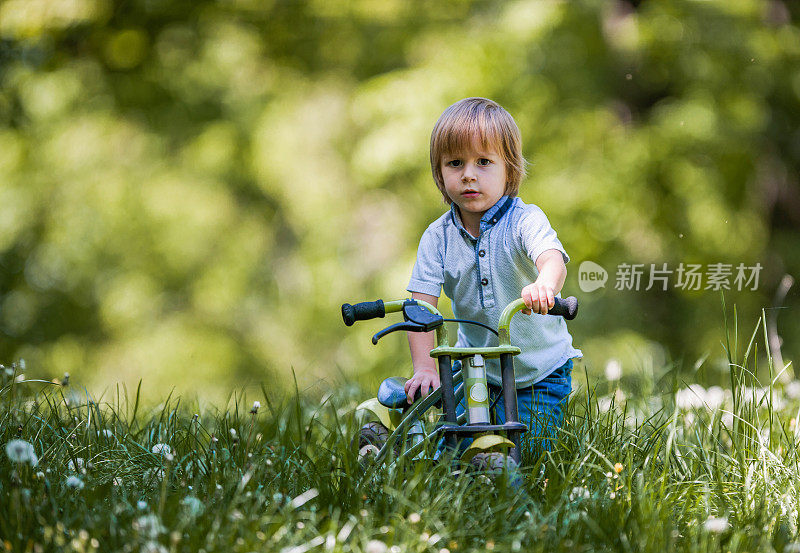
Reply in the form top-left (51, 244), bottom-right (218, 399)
top-left (377, 377), bottom-right (409, 408)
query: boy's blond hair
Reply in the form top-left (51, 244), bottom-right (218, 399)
top-left (430, 97), bottom-right (526, 204)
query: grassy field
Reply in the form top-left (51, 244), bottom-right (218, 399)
top-left (2, 315), bottom-right (799, 553)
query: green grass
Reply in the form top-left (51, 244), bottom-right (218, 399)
top-left (2, 315), bottom-right (799, 553)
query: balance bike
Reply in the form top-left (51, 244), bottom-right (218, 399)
top-left (342, 295), bottom-right (578, 474)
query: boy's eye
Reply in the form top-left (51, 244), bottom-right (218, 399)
top-left (477, 158), bottom-right (492, 166)
top-left (447, 160), bottom-right (462, 167)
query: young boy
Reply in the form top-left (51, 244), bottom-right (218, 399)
top-left (404, 97), bottom-right (582, 451)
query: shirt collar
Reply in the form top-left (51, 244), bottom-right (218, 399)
top-left (450, 196), bottom-right (515, 238)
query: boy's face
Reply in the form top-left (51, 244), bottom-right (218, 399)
top-left (440, 139), bottom-right (507, 223)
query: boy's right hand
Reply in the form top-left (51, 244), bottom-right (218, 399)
top-left (404, 367), bottom-right (440, 404)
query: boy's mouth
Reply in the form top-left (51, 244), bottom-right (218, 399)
top-left (462, 189), bottom-right (479, 198)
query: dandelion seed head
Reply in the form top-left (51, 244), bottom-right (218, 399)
top-left (408, 512), bottom-right (421, 524)
top-left (5, 440), bottom-right (38, 466)
top-left (229, 428), bottom-right (237, 438)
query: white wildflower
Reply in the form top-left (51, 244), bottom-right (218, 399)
top-left (182, 496), bottom-right (204, 517)
top-left (408, 512), bottom-right (421, 524)
top-left (604, 359), bottom-right (622, 381)
top-left (5, 440), bottom-right (38, 466)
top-left (67, 458), bottom-right (85, 473)
top-left (598, 396), bottom-right (613, 412)
top-left (705, 386), bottom-right (725, 410)
top-left (137, 500), bottom-right (148, 510)
top-left (703, 516), bottom-right (729, 533)
top-left (144, 468), bottom-right (165, 481)
top-left (151, 443), bottom-right (171, 456)
top-left (365, 540), bottom-right (388, 553)
top-left (229, 428), bottom-right (237, 439)
top-left (675, 384), bottom-right (706, 411)
top-left (100, 429), bottom-right (115, 440)
top-left (65, 476), bottom-right (84, 490)
top-left (140, 542), bottom-right (167, 553)
top-left (133, 514), bottom-right (165, 539)
top-left (569, 486), bottom-right (590, 501)
top-left (721, 411), bottom-right (734, 428)
top-left (250, 401), bottom-right (260, 414)
top-left (786, 381), bottom-right (800, 400)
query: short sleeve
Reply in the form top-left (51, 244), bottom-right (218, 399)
top-left (407, 223), bottom-right (445, 297)
top-left (517, 205), bottom-right (570, 265)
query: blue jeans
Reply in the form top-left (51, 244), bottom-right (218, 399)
top-left (439, 359), bottom-right (573, 459)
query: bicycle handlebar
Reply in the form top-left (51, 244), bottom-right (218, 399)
top-left (341, 300), bottom-right (385, 326)
top-left (546, 296), bottom-right (578, 320)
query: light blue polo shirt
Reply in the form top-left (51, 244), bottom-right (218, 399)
top-left (408, 196), bottom-right (582, 388)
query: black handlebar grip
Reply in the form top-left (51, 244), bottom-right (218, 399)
top-left (341, 300), bottom-right (386, 326)
top-left (549, 296), bottom-right (578, 320)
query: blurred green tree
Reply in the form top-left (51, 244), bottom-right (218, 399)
top-left (0, 0), bottom-right (797, 399)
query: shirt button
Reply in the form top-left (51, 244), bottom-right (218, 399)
top-left (481, 278), bottom-right (488, 286)
top-left (491, 218), bottom-right (497, 223)
top-left (478, 250), bottom-right (485, 257)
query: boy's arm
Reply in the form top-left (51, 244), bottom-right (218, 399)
top-left (404, 292), bottom-right (440, 404)
top-left (521, 249), bottom-right (567, 315)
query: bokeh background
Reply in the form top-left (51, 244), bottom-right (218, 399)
top-left (0, 0), bottom-right (798, 402)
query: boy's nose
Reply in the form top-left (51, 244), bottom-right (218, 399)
top-left (462, 165), bottom-right (477, 182)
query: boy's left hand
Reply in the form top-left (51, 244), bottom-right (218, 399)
top-left (521, 282), bottom-right (555, 315)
